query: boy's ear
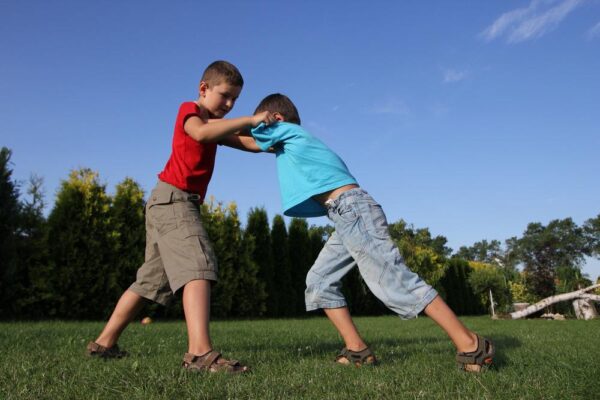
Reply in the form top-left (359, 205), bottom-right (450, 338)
top-left (273, 112), bottom-right (285, 122)
top-left (199, 81), bottom-right (209, 97)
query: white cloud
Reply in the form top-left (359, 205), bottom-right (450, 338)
top-left (588, 20), bottom-right (600, 39)
top-left (481, 0), bottom-right (584, 43)
top-left (367, 98), bottom-right (410, 116)
top-left (443, 69), bottom-right (468, 83)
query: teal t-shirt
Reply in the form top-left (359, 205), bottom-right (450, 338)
top-left (251, 122), bottom-right (357, 217)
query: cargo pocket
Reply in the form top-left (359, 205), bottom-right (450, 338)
top-left (181, 220), bottom-right (218, 275)
top-left (148, 191), bottom-right (177, 236)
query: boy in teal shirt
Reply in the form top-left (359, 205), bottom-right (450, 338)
top-left (248, 93), bottom-right (494, 372)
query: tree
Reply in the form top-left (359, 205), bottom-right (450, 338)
top-left (14, 175), bottom-right (50, 317)
top-left (0, 148), bottom-right (21, 318)
top-left (583, 214), bottom-right (600, 261)
top-left (245, 208), bottom-right (275, 316)
top-left (438, 258), bottom-right (485, 315)
top-left (270, 215), bottom-right (292, 317)
top-left (201, 199), bottom-right (266, 317)
top-left (46, 169), bottom-right (117, 318)
top-left (111, 178), bottom-right (145, 296)
top-left (288, 218), bottom-right (312, 315)
top-left (388, 219), bottom-right (449, 289)
top-left (456, 240), bottom-right (502, 264)
top-left (468, 261), bottom-right (512, 314)
top-left (308, 224), bottom-right (332, 261)
top-left (514, 219), bottom-right (589, 300)
top-left (201, 199), bottom-right (238, 317)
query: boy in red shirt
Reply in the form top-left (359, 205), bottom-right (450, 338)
top-left (87, 61), bottom-right (274, 373)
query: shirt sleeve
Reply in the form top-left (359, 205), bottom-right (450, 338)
top-left (179, 102), bottom-right (201, 128)
top-left (251, 122), bottom-right (290, 151)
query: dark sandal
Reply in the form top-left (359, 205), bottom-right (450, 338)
top-left (456, 335), bottom-right (494, 372)
top-left (335, 347), bottom-right (378, 366)
top-left (86, 341), bottom-right (128, 359)
top-left (182, 350), bottom-right (250, 374)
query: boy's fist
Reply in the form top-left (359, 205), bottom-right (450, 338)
top-left (251, 111), bottom-right (276, 127)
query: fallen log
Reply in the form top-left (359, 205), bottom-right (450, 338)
top-left (572, 298), bottom-right (599, 320)
top-left (510, 284), bottom-right (600, 319)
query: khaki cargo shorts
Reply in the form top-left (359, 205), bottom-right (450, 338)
top-left (129, 180), bottom-right (218, 305)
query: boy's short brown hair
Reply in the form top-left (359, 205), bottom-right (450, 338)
top-left (254, 93), bottom-right (301, 125)
top-left (201, 60), bottom-right (244, 87)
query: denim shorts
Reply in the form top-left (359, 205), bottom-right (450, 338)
top-left (305, 188), bottom-right (438, 319)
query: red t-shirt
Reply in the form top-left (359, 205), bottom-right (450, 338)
top-left (158, 102), bottom-right (217, 199)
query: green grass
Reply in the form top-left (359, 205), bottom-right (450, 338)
top-left (1, 316), bottom-right (599, 399)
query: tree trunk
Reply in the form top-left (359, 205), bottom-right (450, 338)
top-left (510, 284), bottom-right (600, 319)
top-left (572, 298), bottom-right (599, 320)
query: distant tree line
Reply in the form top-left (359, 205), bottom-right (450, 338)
top-left (1, 146), bottom-right (599, 320)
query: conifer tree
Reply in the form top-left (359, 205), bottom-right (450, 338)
top-left (288, 218), bottom-right (312, 315)
top-left (111, 178), bottom-right (145, 296)
top-left (270, 215), bottom-right (292, 317)
top-left (0, 148), bottom-right (21, 318)
top-left (14, 175), bottom-right (50, 317)
top-left (201, 199), bottom-right (237, 317)
top-left (235, 227), bottom-right (267, 317)
top-left (46, 169), bottom-right (117, 318)
top-left (439, 258), bottom-right (484, 315)
top-left (202, 200), bottom-right (266, 317)
top-left (246, 208), bottom-right (275, 316)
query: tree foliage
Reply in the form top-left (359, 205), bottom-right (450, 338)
top-left (288, 218), bottom-right (312, 315)
top-left (46, 169), bottom-right (117, 318)
top-left (13, 175), bottom-right (50, 317)
top-left (246, 208), bottom-right (275, 315)
top-left (513, 219), bottom-right (589, 300)
top-left (201, 199), bottom-right (266, 317)
top-left (2, 147), bottom-right (598, 320)
top-left (0, 148), bottom-right (21, 317)
top-left (389, 220), bottom-right (449, 289)
top-left (438, 258), bottom-right (485, 315)
top-left (111, 178), bottom-right (145, 299)
top-left (468, 261), bottom-right (512, 313)
top-left (270, 214), bottom-right (293, 317)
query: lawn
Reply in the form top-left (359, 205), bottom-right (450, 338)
top-left (1, 316), bottom-right (599, 399)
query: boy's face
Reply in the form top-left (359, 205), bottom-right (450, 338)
top-left (199, 81), bottom-right (242, 119)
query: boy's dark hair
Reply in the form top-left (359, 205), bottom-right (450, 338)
top-left (201, 60), bottom-right (244, 87)
top-left (254, 93), bottom-right (301, 125)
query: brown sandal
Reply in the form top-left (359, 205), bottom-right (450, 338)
top-left (182, 350), bottom-right (250, 374)
top-left (335, 347), bottom-right (378, 366)
top-left (456, 335), bottom-right (494, 372)
top-left (86, 341), bottom-right (128, 359)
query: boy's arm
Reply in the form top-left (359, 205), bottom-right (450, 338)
top-left (184, 111), bottom-right (273, 143)
top-left (219, 133), bottom-right (264, 153)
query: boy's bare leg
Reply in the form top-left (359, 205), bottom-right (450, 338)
top-left (95, 289), bottom-right (146, 348)
top-left (324, 307), bottom-right (368, 351)
top-left (423, 295), bottom-right (478, 353)
top-left (182, 279), bottom-right (212, 355)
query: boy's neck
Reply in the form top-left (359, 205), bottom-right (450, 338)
top-left (194, 100), bottom-right (211, 120)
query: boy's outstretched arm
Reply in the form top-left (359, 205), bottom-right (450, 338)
top-left (184, 111), bottom-right (274, 143)
top-left (219, 133), bottom-right (264, 153)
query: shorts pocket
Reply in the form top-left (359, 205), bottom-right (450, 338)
top-left (148, 204), bottom-right (177, 236)
top-left (180, 220), bottom-right (218, 275)
top-left (335, 203), bottom-right (358, 224)
top-left (148, 190), bottom-right (173, 207)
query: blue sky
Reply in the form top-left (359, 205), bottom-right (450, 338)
top-left (2, 1), bottom-right (599, 279)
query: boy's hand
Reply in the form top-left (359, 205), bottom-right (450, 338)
top-left (251, 111), bottom-right (276, 128)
